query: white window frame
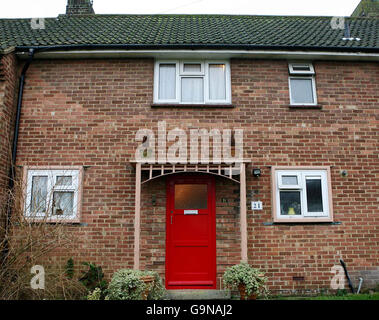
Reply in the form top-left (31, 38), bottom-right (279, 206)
top-left (277, 172), bottom-right (301, 189)
top-left (288, 62), bottom-right (317, 106)
top-left (288, 63), bottom-right (315, 75)
top-left (154, 59), bottom-right (231, 105)
top-left (272, 167), bottom-right (333, 222)
top-left (25, 168), bottom-right (81, 221)
top-left (155, 60), bottom-right (180, 104)
top-left (180, 61), bottom-right (205, 75)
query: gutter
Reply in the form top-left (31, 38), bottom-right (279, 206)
top-left (2, 48), bottom-right (35, 262)
top-left (14, 44), bottom-right (379, 62)
top-left (15, 43), bottom-right (379, 53)
top-left (16, 49), bottom-right (379, 62)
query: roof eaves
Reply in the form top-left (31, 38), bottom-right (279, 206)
top-left (0, 46), bottom-right (16, 55)
top-left (14, 43), bottom-right (379, 54)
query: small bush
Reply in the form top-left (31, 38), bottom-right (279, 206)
top-left (65, 258), bottom-right (75, 280)
top-left (79, 262), bottom-right (108, 299)
top-left (87, 287), bottom-right (103, 300)
top-left (223, 262), bottom-right (269, 299)
top-left (0, 167), bottom-right (83, 300)
top-left (106, 269), bottom-right (165, 300)
top-left (147, 271), bottom-right (165, 300)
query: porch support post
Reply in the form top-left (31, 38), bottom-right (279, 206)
top-left (134, 162), bottom-right (141, 270)
top-left (240, 163), bottom-right (248, 262)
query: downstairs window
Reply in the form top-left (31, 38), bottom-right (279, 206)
top-left (24, 168), bottom-right (82, 221)
top-left (272, 167), bottom-right (333, 222)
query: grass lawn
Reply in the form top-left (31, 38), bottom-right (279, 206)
top-left (272, 292), bottom-right (379, 300)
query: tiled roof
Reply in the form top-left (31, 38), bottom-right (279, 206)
top-left (0, 14), bottom-right (378, 53)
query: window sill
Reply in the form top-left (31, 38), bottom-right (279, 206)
top-left (151, 104), bottom-right (235, 109)
top-left (272, 217), bottom-right (334, 224)
top-left (288, 104), bottom-right (322, 109)
top-left (24, 217), bottom-right (82, 224)
top-left (264, 221), bottom-right (340, 226)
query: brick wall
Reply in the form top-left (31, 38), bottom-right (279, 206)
top-left (12, 58), bottom-right (378, 294)
top-left (232, 60), bottom-right (379, 294)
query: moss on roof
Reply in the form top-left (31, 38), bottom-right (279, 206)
top-left (0, 14), bottom-right (378, 52)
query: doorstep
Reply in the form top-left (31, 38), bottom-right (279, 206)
top-left (165, 290), bottom-right (231, 300)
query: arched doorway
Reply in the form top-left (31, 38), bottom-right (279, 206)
top-left (132, 161), bottom-right (249, 289)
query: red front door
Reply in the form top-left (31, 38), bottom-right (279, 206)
top-left (166, 174), bottom-right (216, 289)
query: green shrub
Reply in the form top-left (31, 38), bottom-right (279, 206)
top-left (223, 262), bottom-right (269, 298)
top-left (336, 289), bottom-right (348, 296)
top-left (106, 269), bottom-right (165, 300)
top-left (87, 287), bottom-right (107, 300)
top-left (65, 258), bottom-right (75, 279)
top-left (79, 262), bottom-right (108, 299)
top-left (147, 271), bottom-right (165, 300)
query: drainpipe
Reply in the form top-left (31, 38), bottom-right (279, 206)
top-left (11, 49), bottom-right (35, 178)
top-left (340, 259), bottom-right (355, 294)
top-left (356, 277), bottom-right (363, 294)
top-left (1, 48), bottom-right (35, 262)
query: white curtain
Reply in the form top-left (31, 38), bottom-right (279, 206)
top-left (31, 176), bottom-right (47, 213)
top-left (290, 78), bottom-right (314, 104)
top-left (53, 191), bottom-right (74, 215)
top-left (209, 64), bottom-right (226, 100)
top-left (181, 77), bottom-right (204, 103)
top-left (159, 64), bottom-right (176, 100)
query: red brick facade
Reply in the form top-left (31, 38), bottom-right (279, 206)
top-left (0, 53), bottom-right (18, 228)
top-left (2, 57), bottom-right (378, 294)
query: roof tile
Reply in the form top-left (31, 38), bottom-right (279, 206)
top-left (0, 15), bottom-right (378, 52)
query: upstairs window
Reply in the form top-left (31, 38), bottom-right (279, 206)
top-left (25, 168), bottom-right (82, 221)
top-left (288, 62), bottom-right (317, 106)
top-left (154, 60), bottom-right (231, 105)
top-left (272, 167), bottom-right (333, 222)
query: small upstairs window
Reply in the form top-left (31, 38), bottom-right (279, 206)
top-left (288, 62), bottom-right (317, 106)
top-left (154, 60), bottom-right (231, 105)
top-left (288, 63), bottom-right (315, 75)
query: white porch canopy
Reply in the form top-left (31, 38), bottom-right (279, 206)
top-left (131, 161), bottom-right (249, 269)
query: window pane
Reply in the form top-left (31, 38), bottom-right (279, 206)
top-left (290, 78), bottom-right (314, 104)
top-left (209, 64), bottom-right (226, 100)
top-left (280, 191), bottom-right (301, 215)
top-left (282, 176), bottom-right (298, 185)
top-left (306, 179), bottom-right (323, 212)
top-left (175, 184), bottom-right (207, 209)
top-left (53, 191), bottom-right (74, 216)
top-left (159, 64), bottom-right (176, 100)
top-left (292, 64), bottom-right (311, 72)
top-left (181, 77), bottom-right (204, 103)
top-left (56, 176), bottom-right (72, 186)
top-left (30, 176), bottom-right (47, 213)
top-left (183, 64), bottom-right (201, 73)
